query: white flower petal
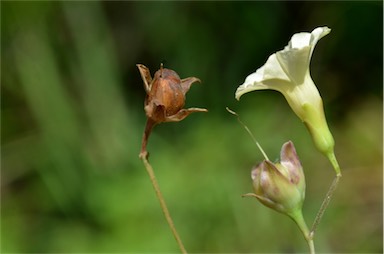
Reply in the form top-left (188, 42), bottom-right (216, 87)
top-left (275, 27), bottom-right (330, 85)
top-left (235, 54), bottom-right (290, 100)
top-left (263, 54), bottom-right (291, 81)
top-left (309, 27), bottom-right (331, 58)
top-left (276, 46), bottom-right (311, 84)
top-left (235, 26), bottom-right (330, 101)
top-left (289, 32), bottom-right (312, 49)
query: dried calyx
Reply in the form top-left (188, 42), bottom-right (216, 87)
top-left (137, 64), bottom-right (207, 158)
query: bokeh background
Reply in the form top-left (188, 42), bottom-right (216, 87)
top-left (2, 1), bottom-right (383, 253)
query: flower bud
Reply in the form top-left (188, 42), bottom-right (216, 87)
top-left (246, 141), bottom-right (305, 215)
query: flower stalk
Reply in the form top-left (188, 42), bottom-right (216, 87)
top-left (288, 209), bottom-right (315, 254)
top-left (310, 173), bottom-right (342, 239)
top-left (140, 155), bottom-right (187, 254)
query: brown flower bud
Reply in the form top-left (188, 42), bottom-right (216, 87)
top-left (137, 64), bottom-right (207, 158)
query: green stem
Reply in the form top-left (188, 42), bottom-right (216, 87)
top-left (327, 152), bottom-right (342, 177)
top-left (141, 156), bottom-right (187, 254)
top-left (289, 209), bottom-right (315, 254)
top-left (310, 173), bottom-right (341, 239)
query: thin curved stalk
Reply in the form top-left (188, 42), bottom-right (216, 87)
top-left (310, 174), bottom-right (342, 239)
top-left (141, 156), bottom-right (187, 254)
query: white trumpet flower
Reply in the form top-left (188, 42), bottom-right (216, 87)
top-left (236, 27), bottom-right (340, 175)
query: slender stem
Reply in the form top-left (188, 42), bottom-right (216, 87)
top-left (310, 173), bottom-right (342, 239)
top-left (141, 156), bottom-right (187, 254)
top-left (140, 118), bottom-right (156, 158)
top-left (289, 210), bottom-right (315, 254)
top-left (226, 107), bottom-right (269, 160)
top-left (307, 235), bottom-right (315, 254)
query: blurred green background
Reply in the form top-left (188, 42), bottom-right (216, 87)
top-left (2, 1), bottom-right (382, 253)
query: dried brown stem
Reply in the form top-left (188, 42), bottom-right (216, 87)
top-left (140, 118), bottom-right (156, 159)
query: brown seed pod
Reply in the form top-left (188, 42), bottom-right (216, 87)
top-left (137, 64), bottom-right (207, 158)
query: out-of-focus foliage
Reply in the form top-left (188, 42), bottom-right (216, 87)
top-left (1, 1), bottom-right (382, 253)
